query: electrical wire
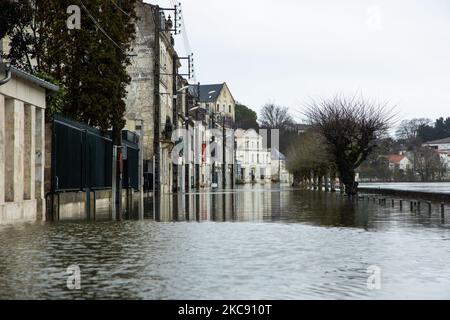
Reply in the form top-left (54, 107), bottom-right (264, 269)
top-left (78, 0), bottom-right (127, 53)
top-left (172, 0), bottom-right (197, 82)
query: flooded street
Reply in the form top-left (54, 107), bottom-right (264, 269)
top-left (1, 185), bottom-right (450, 300)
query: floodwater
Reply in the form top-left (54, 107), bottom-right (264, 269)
top-left (360, 182), bottom-right (450, 194)
top-left (0, 185), bottom-right (450, 300)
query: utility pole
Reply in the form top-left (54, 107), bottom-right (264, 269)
top-left (185, 84), bottom-right (190, 192)
top-left (195, 82), bottom-right (200, 189)
top-left (222, 115), bottom-right (226, 189)
top-left (172, 54), bottom-right (178, 193)
top-left (153, 6), bottom-right (162, 196)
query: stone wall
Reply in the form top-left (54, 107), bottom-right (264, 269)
top-left (124, 1), bottom-right (157, 162)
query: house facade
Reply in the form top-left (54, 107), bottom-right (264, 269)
top-left (387, 154), bottom-right (412, 171)
top-left (423, 137), bottom-right (450, 151)
top-left (235, 129), bottom-right (272, 184)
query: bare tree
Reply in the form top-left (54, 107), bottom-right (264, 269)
top-left (412, 147), bottom-right (444, 182)
top-left (304, 95), bottom-right (395, 195)
top-left (396, 118), bottom-right (432, 147)
top-left (260, 103), bottom-right (294, 130)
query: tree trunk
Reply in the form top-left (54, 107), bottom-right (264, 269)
top-left (341, 170), bottom-right (358, 195)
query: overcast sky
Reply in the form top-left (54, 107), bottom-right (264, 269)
top-left (147, 0), bottom-right (450, 123)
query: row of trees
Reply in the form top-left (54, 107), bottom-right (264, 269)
top-left (287, 95), bottom-right (394, 195)
top-left (236, 96), bottom-right (395, 195)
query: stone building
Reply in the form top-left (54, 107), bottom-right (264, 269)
top-left (0, 64), bottom-right (58, 224)
top-left (125, 0), bottom-right (182, 194)
top-left (188, 83), bottom-right (236, 188)
top-left (191, 83), bottom-right (236, 124)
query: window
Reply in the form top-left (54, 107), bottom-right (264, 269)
top-left (217, 104), bottom-right (219, 112)
top-left (229, 105), bottom-right (232, 113)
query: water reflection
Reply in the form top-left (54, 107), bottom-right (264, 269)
top-left (1, 185), bottom-right (450, 300)
top-left (142, 186), bottom-right (448, 230)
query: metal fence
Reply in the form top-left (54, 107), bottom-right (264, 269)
top-left (51, 115), bottom-right (139, 192)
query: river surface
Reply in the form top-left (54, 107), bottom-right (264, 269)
top-left (0, 185), bottom-right (449, 300)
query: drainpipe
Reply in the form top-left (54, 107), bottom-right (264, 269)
top-left (0, 62), bottom-right (11, 86)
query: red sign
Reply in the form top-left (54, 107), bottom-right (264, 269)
top-left (202, 143), bottom-right (207, 163)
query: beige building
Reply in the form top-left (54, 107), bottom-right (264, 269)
top-left (192, 83), bottom-right (236, 123)
top-left (0, 64), bottom-right (58, 224)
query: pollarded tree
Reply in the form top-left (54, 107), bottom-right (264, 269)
top-left (304, 95), bottom-right (395, 195)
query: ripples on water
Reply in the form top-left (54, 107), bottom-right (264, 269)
top-left (0, 186), bottom-right (449, 300)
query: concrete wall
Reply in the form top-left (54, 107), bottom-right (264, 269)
top-left (0, 74), bottom-right (46, 225)
top-left (48, 190), bottom-right (143, 221)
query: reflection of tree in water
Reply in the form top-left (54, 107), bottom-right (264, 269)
top-left (285, 191), bottom-right (370, 228)
top-left (146, 189), bottom-right (374, 228)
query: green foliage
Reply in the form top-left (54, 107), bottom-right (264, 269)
top-left (1, 0), bottom-right (138, 143)
top-left (235, 102), bottom-right (258, 130)
top-left (417, 117), bottom-right (450, 142)
top-left (34, 72), bottom-right (66, 117)
top-left (0, 0), bottom-right (35, 72)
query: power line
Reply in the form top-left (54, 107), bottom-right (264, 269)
top-left (108, 0), bottom-right (147, 41)
top-left (78, 0), bottom-right (127, 53)
top-left (174, 1), bottom-right (197, 82)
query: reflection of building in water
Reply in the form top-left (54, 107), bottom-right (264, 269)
top-left (149, 187), bottom-right (280, 222)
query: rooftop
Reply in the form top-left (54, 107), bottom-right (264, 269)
top-left (424, 137), bottom-right (450, 145)
top-left (188, 83), bottom-right (225, 103)
top-left (388, 154), bottom-right (406, 164)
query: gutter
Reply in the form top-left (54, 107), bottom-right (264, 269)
top-left (10, 66), bottom-right (59, 93)
top-left (0, 62), bottom-right (11, 86)
top-left (0, 62), bottom-right (59, 93)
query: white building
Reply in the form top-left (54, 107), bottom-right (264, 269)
top-left (387, 154), bottom-right (412, 171)
top-left (235, 129), bottom-right (271, 184)
top-left (271, 148), bottom-right (292, 183)
top-left (423, 137), bottom-right (450, 151)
